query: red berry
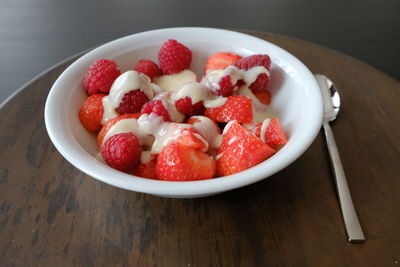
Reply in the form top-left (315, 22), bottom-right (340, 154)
top-left (134, 59), bottom-right (161, 82)
top-left (131, 159), bottom-right (158, 179)
top-left (141, 100), bottom-right (170, 121)
top-left (97, 113), bottom-right (141, 147)
top-left (253, 90), bottom-right (271, 105)
top-left (234, 54), bottom-right (271, 91)
top-left (175, 97), bottom-right (205, 116)
top-left (217, 121), bottom-right (275, 176)
top-left (234, 54), bottom-right (271, 71)
top-left (157, 143), bottom-right (216, 181)
top-left (217, 75), bottom-right (234, 97)
top-left (78, 94), bottom-right (106, 132)
top-left (249, 73), bottom-right (270, 92)
top-left (204, 52), bottom-right (242, 72)
top-left (204, 95), bottom-right (253, 123)
top-left (174, 128), bottom-right (208, 151)
top-left (254, 118), bottom-right (288, 148)
top-left (101, 132), bottom-right (142, 172)
top-left (115, 89), bottom-right (149, 114)
top-left (83, 59), bottom-right (121, 95)
top-left (158, 39), bottom-right (192, 75)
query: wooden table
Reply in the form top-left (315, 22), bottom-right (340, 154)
top-left (1, 32), bottom-right (399, 266)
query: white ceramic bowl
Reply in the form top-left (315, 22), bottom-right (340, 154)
top-left (45, 27), bottom-right (323, 198)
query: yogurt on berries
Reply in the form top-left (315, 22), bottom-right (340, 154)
top-left (101, 71), bottom-right (154, 123)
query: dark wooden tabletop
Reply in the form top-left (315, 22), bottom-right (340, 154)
top-left (0, 0), bottom-right (399, 104)
top-left (1, 31), bottom-right (399, 267)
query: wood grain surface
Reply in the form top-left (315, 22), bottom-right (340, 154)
top-left (1, 32), bottom-right (399, 267)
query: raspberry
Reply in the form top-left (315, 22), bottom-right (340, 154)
top-left (234, 54), bottom-right (271, 71)
top-left (115, 89), bottom-right (150, 114)
top-left (141, 100), bottom-right (170, 121)
top-left (217, 75), bottom-right (234, 97)
top-left (134, 59), bottom-right (161, 82)
top-left (234, 54), bottom-right (271, 91)
top-left (249, 73), bottom-right (270, 92)
top-left (175, 97), bottom-right (205, 116)
top-left (83, 59), bottom-right (121, 95)
top-left (158, 39), bottom-right (192, 75)
top-left (101, 132), bottom-right (142, 172)
top-left (78, 94), bottom-right (106, 132)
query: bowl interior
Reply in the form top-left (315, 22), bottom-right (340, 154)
top-left (45, 28), bottom-right (322, 197)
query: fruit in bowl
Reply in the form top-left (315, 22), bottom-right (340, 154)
top-left (45, 28), bottom-right (323, 198)
top-left (78, 39), bottom-right (288, 181)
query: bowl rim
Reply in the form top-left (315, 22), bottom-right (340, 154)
top-left (44, 27), bottom-right (323, 197)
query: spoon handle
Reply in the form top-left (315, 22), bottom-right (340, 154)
top-left (323, 122), bottom-right (365, 242)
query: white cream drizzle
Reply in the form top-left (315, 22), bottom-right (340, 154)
top-left (140, 150), bottom-right (154, 164)
top-left (102, 118), bottom-right (154, 147)
top-left (189, 116), bottom-right (222, 150)
top-left (260, 118), bottom-right (271, 143)
top-left (155, 70), bottom-right (197, 93)
top-left (101, 71), bottom-right (153, 124)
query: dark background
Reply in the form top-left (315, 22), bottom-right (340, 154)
top-left (1, 0), bottom-right (399, 103)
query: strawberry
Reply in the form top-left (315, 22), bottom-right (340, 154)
top-left (83, 59), bottom-right (121, 95)
top-left (254, 118), bottom-right (288, 148)
top-left (115, 89), bottom-right (150, 114)
top-left (97, 113), bottom-right (141, 147)
top-left (175, 128), bottom-right (208, 151)
top-left (78, 94), bottom-right (106, 132)
top-left (157, 143), bottom-right (216, 181)
top-left (101, 132), bottom-right (142, 172)
top-left (175, 97), bottom-right (205, 116)
top-left (187, 116), bottom-right (221, 150)
top-left (234, 54), bottom-right (271, 92)
top-left (253, 90), bottom-right (271, 105)
top-left (204, 95), bottom-right (253, 123)
top-left (131, 159), bottom-right (158, 179)
top-left (141, 100), bottom-right (170, 121)
top-left (158, 39), bottom-right (192, 75)
top-left (217, 121), bottom-right (275, 176)
top-left (204, 52), bottom-right (242, 72)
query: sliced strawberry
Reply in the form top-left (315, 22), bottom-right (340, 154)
top-left (204, 95), bottom-right (253, 123)
top-left (204, 52), bottom-right (242, 72)
top-left (78, 94), bottom-right (106, 132)
top-left (175, 128), bottom-right (208, 151)
top-left (254, 118), bottom-right (288, 148)
top-left (253, 90), bottom-right (271, 105)
top-left (157, 143), bottom-right (216, 181)
top-left (217, 121), bottom-right (275, 176)
top-left (130, 159), bottom-right (158, 179)
top-left (187, 116), bottom-right (221, 151)
top-left (97, 113), bottom-right (141, 147)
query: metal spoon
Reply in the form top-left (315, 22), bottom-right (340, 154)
top-left (315, 74), bottom-right (366, 243)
